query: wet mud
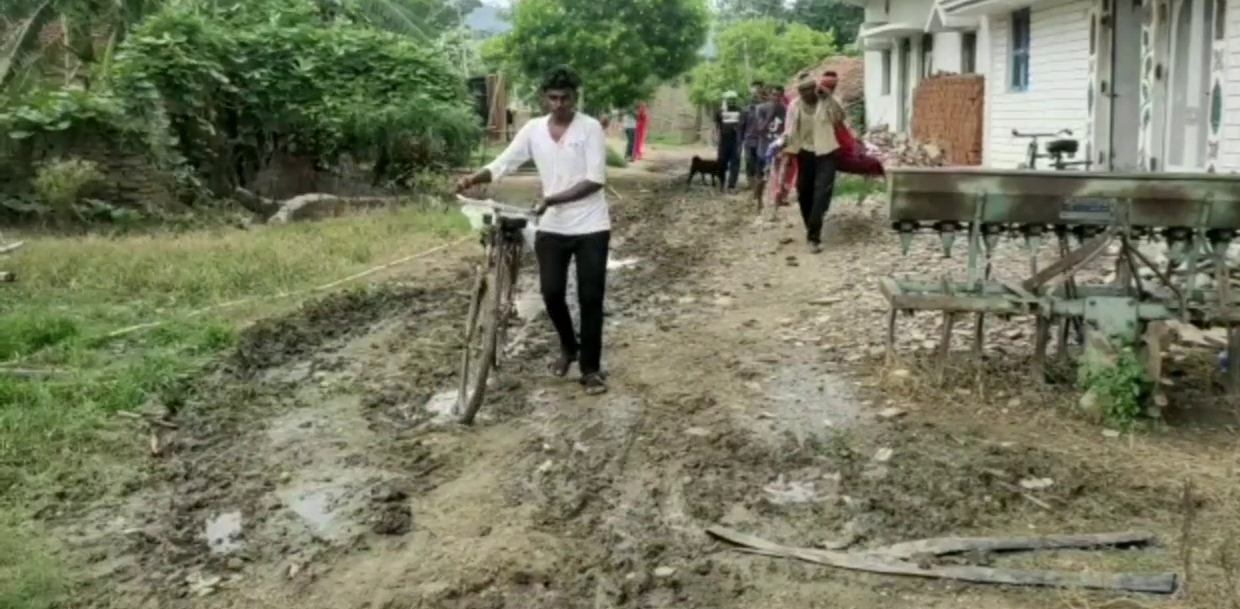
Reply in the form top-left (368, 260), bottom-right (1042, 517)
top-left (54, 176), bottom-right (1225, 609)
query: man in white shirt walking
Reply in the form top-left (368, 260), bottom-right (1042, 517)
top-left (454, 65), bottom-right (611, 395)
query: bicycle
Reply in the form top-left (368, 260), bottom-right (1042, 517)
top-left (1012, 128), bottom-right (1092, 170)
top-left (455, 194), bottom-right (537, 425)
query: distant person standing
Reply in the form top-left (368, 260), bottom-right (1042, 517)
top-left (634, 101), bottom-right (649, 161)
top-left (752, 84), bottom-right (787, 205)
top-left (621, 109), bottom-right (638, 161)
top-left (715, 91), bottom-right (745, 192)
top-left (742, 80), bottom-right (766, 187)
top-left (505, 107), bottom-right (515, 141)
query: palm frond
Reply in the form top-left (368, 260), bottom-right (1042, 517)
top-left (0, 0), bottom-right (56, 90)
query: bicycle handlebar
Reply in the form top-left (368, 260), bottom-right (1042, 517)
top-left (455, 194), bottom-right (537, 217)
top-left (1011, 128), bottom-right (1074, 138)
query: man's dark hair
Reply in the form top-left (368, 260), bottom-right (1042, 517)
top-left (541, 65), bottom-right (581, 92)
top-left (823, 70), bottom-right (838, 77)
top-left (751, 80), bottom-right (764, 87)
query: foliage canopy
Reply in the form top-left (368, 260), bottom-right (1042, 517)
top-left (498, 0), bottom-right (710, 112)
top-left (688, 18), bottom-right (838, 107)
top-left (1, 0), bottom-right (481, 206)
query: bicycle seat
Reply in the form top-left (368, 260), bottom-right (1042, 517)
top-left (498, 216), bottom-right (528, 231)
top-left (1046, 138), bottom-right (1078, 155)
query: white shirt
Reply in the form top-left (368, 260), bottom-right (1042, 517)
top-left (621, 113), bottom-right (637, 129)
top-left (485, 114), bottom-right (611, 235)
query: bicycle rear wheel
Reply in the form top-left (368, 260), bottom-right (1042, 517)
top-left (458, 244), bottom-right (513, 425)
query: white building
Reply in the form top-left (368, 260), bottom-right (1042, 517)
top-left (851, 0), bottom-right (1236, 173)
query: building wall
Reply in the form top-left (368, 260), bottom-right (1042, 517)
top-left (1219, 0), bottom-right (1240, 171)
top-left (983, 0), bottom-right (1092, 168)
top-left (861, 0), bottom-right (981, 133)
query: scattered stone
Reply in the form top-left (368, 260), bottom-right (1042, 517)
top-left (684, 426), bottom-right (711, 437)
top-left (1077, 389), bottom-right (1106, 420)
top-left (186, 572), bottom-right (221, 597)
top-left (873, 447), bottom-right (894, 462)
top-left (1102, 429), bottom-right (1121, 438)
top-left (653, 566), bottom-right (676, 578)
top-left (809, 296), bottom-right (843, 306)
top-left (371, 503), bottom-right (412, 536)
top-left (877, 407), bottom-right (906, 420)
top-left (888, 368), bottom-right (911, 380)
top-left (1018, 477), bottom-right (1054, 490)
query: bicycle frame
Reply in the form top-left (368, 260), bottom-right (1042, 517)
top-left (1011, 128), bottom-right (1091, 171)
top-left (454, 195), bottom-right (536, 425)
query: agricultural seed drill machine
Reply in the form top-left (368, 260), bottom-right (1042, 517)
top-left (880, 167), bottom-right (1240, 393)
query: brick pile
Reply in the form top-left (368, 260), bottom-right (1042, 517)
top-left (862, 126), bottom-right (945, 167)
top-left (911, 74), bottom-right (984, 166)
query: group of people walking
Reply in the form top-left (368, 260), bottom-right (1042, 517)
top-left (717, 71), bottom-right (871, 254)
top-left (456, 65), bottom-right (882, 397)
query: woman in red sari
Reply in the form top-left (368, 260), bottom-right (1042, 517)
top-left (633, 101), bottom-right (649, 161)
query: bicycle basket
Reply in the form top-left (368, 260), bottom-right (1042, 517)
top-left (459, 203), bottom-right (536, 249)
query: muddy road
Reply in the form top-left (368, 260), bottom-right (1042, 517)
top-left (67, 172), bottom-right (1239, 609)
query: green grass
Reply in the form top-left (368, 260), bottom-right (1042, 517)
top-left (604, 145), bottom-right (628, 168)
top-left (0, 517), bottom-right (62, 609)
top-left (835, 174), bottom-right (884, 201)
top-left (0, 203), bottom-right (470, 605)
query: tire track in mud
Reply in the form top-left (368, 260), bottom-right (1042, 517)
top-left (78, 274), bottom-right (479, 608)
top-left (68, 178), bottom-right (743, 609)
top-left (67, 178), bottom-right (1189, 609)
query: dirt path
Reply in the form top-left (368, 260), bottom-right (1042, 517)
top-left (65, 172), bottom-right (1239, 609)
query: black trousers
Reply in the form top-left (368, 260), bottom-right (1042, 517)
top-left (795, 150), bottom-right (839, 245)
top-left (717, 138), bottom-right (741, 190)
top-left (744, 144), bottom-right (763, 181)
top-left (534, 230), bottom-right (610, 375)
top-left (624, 128), bottom-right (636, 159)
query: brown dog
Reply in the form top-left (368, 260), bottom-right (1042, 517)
top-left (687, 155), bottom-right (721, 189)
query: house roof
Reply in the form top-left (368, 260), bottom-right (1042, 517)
top-left (925, 5), bottom-right (979, 32)
top-left (857, 22), bottom-right (926, 40)
top-left (941, 0), bottom-right (1042, 18)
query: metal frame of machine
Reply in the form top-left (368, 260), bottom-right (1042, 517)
top-left (880, 167), bottom-right (1240, 391)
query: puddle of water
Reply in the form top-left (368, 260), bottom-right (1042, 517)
top-left (204, 510), bottom-right (243, 555)
top-left (607, 256), bottom-right (639, 270)
top-left (424, 390), bottom-right (458, 418)
top-left (746, 361), bottom-right (865, 443)
top-left (514, 290), bottom-right (542, 320)
top-left (278, 487), bottom-right (347, 540)
top-left (763, 477), bottom-right (818, 505)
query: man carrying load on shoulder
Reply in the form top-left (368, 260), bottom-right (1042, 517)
top-left (779, 71), bottom-right (845, 253)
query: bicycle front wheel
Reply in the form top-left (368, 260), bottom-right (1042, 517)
top-left (458, 247), bottom-right (513, 425)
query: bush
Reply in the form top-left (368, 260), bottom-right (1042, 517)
top-left (606, 146), bottom-right (628, 168)
top-left (32, 158), bottom-right (105, 216)
top-left (109, 0), bottom-right (481, 194)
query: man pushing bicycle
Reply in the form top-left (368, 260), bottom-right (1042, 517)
top-left (454, 65), bottom-right (611, 396)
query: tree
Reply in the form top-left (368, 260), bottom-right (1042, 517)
top-left (789, 0), bottom-right (863, 47)
top-left (713, 0), bottom-right (785, 22)
top-left (0, 0), bottom-right (480, 92)
top-left (687, 18), bottom-right (837, 107)
top-left (500, 0), bottom-right (710, 113)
